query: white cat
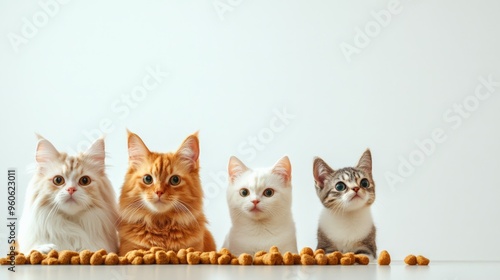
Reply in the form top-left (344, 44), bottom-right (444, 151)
top-left (18, 136), bottom-right (119, 254)
top-left (223, 156), bottom-right (298, 255)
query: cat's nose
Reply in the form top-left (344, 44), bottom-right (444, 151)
top-left (353, 187), bottom-right (360, 193)
top-left (156, 191), bottom-right (164, 197)
top-left (252, 200), bottom-right (260, 206)
top-left (67, 187), bottom-right (77, 195)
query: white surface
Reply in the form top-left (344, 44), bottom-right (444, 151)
top-left (1, 0), bottom-right (500, 262)
top-left (2, 262), bottom-right (500, 280)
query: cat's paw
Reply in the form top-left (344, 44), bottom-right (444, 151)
top-left (34, 244), bottom-right (58, 253)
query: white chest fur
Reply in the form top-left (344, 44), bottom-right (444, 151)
top-left (318, 207), bottom-right (373, 251)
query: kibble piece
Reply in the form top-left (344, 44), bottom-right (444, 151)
top-left (0, 258), bottom-right (10, 265)
top-left (79, 250), bottom-right (92, 265)
top-left (219, 248), bottom-right (231, 255)
top-left (70, 256), bottom-right (80, 265)
top-left (218, 254), bottom-right (231, 265)
top-left (90, 252), bottom-right (104, 265)
top-left (131, 256), bottom-right (143, 265)
top-left (326, 254), bottom-right (338, 265)
top-left (283, 252), bottom-right (294, 265)
top-left (47, 250), bottom-right (58, 259)
top-left (300, 247), bottom-right (314, 256)
top-left (416, 255), bottom-right (430, 265)
top-left (343, 252), bottom-right (355, 264)
top-left (15, 255), bottom-right (27, 265)
top-left (404, 255), bottom-right (417, 265)
top-left (315, 254), bottom-right (328, 265)
top-left (143, 253), bottom-right (155, 264)
top-left (58, 250), bottom-right (79, 265)
top-left (200, 252), bottom-right (210, 264)
top-left (105, 253), bottom-right (119, 265)
top-left (187, 252), bottom-right (200, 265)
top-left (167, 251), bottom-right (179, 264)
top-left (95, 249), bottom-right (107, 256)
top-left (340, 257), bottom-right (352, 265)
top-left (149, 247), bottom-right (164, 254)
top-left (119, 256), bottom-right (129, 265)
top-left (42, 257), bottom-right (59, 265)
top-left (378, 250), bottom-right (391, 265)
top-left (332, 251), bottom-right (343, 260)
top-left (269, 246), bottom-right (280, 254)
top-left (355, 254), bottom-right (370, 265)
top-left (263, 252), bottom-right (282, 265)
top-left (300, 254), bottom-right (315, 265)
top-left (238, 253), bottom-right (253, 265)
top-left (30, 251), bottom-right (44, 265)
top-left (314, 249), bottom-right (325, 256)
top-left (177, 249), bottom-right (188, 264)
top-left (208, 251), bottom-right (219, 264)
top-left (155, 251), bottom-right (169, 264)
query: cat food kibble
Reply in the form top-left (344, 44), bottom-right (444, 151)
top-left (167, 251), bottom-right (179, 264)
top-left (119, 256), bottom-right (129, 265)
top-left (200, 252), bottom-right (210, 264)
top-left (177, 249), bottom-right (188, 264)
top-left (70, 256), bottom-right (80, 265)
top-left (58, 250), bottom-right (79, 265)
top-left (79, 250), bottom-right (92, 265)
top-left (42, 257), bottom-right (59, 265)
top-left (293, 253), bottom-right (301, 264)
top-left (314, 249), bottom-right (325, 256)
top-left (29, 251), bottom-right (44, 265)
top-left (236, 253), bottom-right (252, 265)
top-left (15, 254), bottom-right (27, 265)
top-left (340, 257), bottom-right (353, 265)
top-left (326, 253), bottom-right (339, 265)
top-left (90, 252), bottom-right (104, 265)
top-left (105, 253), bottom-right (119, 265)
top-left (231, 258), bottom-right (239, 265)
top-left (209, 251), bottom-right (220, 264)
top-left (143, 253), bottom-right (155, 264)
top-left (404, 255), bottom-right (417, 265)
top-left (378, 250), bottom-right (391, 265)
top-left (343, 252), bottom-right (355, 264)
top-left (218, 254), bottom-right (232, 265)
top-left (283, 252), bottom-right (294, 265)
top-left (355, 254), bottom-right (370, 265)
top-left (263, 252), bottom-right (283, 265)
top-left (300, 254), bottom-right (316, 265)
top-left (416, 255), bottom-right (430, 265)
top-left (155, 251), bottom-right (169, 264)
top-left (315, 254), bottom-right (328, 265)
top-left (187, 252), bottom-right (200, 265)
top-left (47, 249), bottom-right (58, 259)
top-left (131, 256), bottom-right (143, 265)
top-left (300, 247), bottom-right (314, 256)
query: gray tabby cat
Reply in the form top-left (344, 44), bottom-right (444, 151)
top-left (313, 149), bottom-right (377, 258)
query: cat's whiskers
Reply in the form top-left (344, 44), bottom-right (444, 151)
top-left (171, 199), bottom-right (200, 227)
top-left (119, 199), bottom-right (146, 223)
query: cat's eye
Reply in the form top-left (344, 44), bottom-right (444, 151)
top-left (335, 182), bottom-right (346, 192)
top-left (143, 174), bottom-right (153, 185)
top-left (169, 175), bottom-right (181, 186)
top-left (263, 188), bottom-right (274, 197)
top-left (239, 188), bottom-right (249, 197)
top-left (360, 178), bottom-right (370, 188)
top-left (79, 176), bottom-right (91, 186)
top-left (53, 175), bottom-right (65, 186)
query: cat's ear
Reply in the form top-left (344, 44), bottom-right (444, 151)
top-left (35, 137), bottom-right (60, 164)
top-left (228, 156), bottom-right (248, 183)
top-left (176, 133), bottom-right (199, 170)
top-left (357, 149), bottom-right (372, 174)
top-left (85, 137), bottom-right (106, 171)
top-left (313, 157), bottom-right (334, 189)
top-left (127, 131), bottom-right (151, 166)
top-left (272, 156), bottom-right (292, 183)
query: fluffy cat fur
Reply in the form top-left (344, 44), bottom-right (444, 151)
top-left (223, 156), bottom-right (297, 255)
top-left (18, 136), bottom-right (119, 254)
top-left (118, 131), bottom-right (215, 255)
top-left (313, 149), bottom-right (377, 258)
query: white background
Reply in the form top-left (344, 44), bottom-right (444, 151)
top-left (1, 0), bottom-right (499, 262)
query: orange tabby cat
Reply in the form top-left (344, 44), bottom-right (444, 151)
top-left (118, 131), bottom-right (216, 255)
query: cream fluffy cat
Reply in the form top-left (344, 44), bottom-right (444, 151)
top-left (223, 156), bottom-right (297, 255)
top-left (18, 136), bottom-right (119, 253)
